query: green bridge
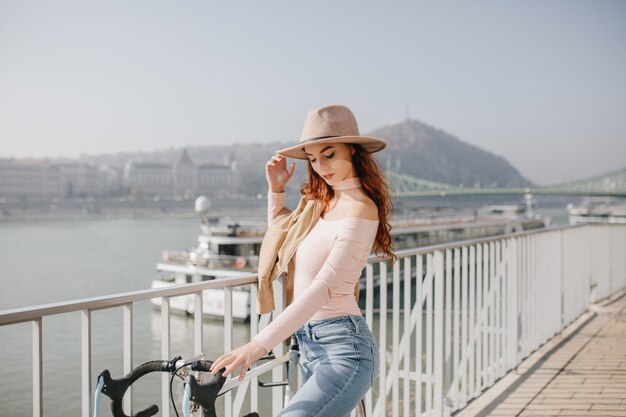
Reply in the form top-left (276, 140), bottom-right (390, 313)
top-left (387, 166), bottom-right (626, 199)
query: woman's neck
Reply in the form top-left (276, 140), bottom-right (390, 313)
top-left (332, 177), bottom-right (361, 191)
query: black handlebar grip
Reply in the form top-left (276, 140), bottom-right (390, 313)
top-left (187, 369), bottom-right (226, 417)
top-left (189, 359), bottom-right (215, 372)
top-left (98, 360), bottom-right (168, 417)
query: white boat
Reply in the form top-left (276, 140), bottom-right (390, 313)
top-left (567, 198), bottom-right (626, 225)
top-left (151, 197), bottom-right (265, 321)
top-left (152, 195), bottom-right (551, 320)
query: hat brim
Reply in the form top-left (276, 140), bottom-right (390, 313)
top-left (276, 136), bottom-right (387, 160)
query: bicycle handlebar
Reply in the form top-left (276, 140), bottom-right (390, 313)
top-left (98, 360), bottom-right (169, 417)
top-left (96, 358), bottom-right (261, 417)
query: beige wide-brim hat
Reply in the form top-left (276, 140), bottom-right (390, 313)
top-left (276, 104), bottom-right (387, 160)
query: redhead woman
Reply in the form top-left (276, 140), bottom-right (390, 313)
top-left (210, 104), bottom-right (395, 417)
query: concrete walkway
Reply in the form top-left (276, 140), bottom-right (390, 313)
top-left (456, 291), bottom-right (626, 417)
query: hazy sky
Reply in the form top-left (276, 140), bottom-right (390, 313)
top-left (1, 1), bottom-right (624, 185)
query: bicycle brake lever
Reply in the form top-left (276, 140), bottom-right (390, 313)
top-left (186, 371), bottom-right (226, 417)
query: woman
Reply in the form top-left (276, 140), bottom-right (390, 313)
top-left (210, 104), bottom-right (395, 417)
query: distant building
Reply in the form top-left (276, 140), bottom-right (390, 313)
top-left (123, 150), bottom-right (240, 198)
top-left (173, 149), bottom-right (195, 197)
top-left (0, 149), bottom-right (242, 202)
top-left (197, 163), bottom-right (239, 196)
top-left (56, 163), bottom-right (109, 197)
top-left (0, 160), bottom-right (62, 201)
top-left (123, 161), bottom-right (172, 196)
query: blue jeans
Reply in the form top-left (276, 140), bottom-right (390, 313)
top-left (278, 315), bottom-right (380, 417)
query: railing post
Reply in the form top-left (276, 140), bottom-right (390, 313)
top-left (403, 256), bottom-right (412, 417)
top-left (451, 247), bottom-right (460, 406)
top-left (379, 261), bottom-right (388, 415)
top-left (161, 297), bottom-right (171, 417)
top-left (272, 275), bottom-right (286, 414)
top-left (366, 263), bottom-right (374, 416)
top-left (434, 250), bottom-right (445, 417)
top-left (194, 292), bottom-right (203, 355)
top-left (33, 318), bottom-right (43, 417)
top-left (508, 238), bottom-right (519, 369)
top-left (123, 304), bottom-right (133, 415)
top-left (415, 254), bottom-right (423, 416)
top-left (392, 259), bottom-right (400, 417)
top-left (81, 309), bottom-right (92, 417)
top-left (250, 284), bottom-right (259, 413)
top-left (224, 287), bottom-right (233, 417)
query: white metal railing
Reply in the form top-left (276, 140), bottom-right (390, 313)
top-left (1, 223), bottom-right (625, 417)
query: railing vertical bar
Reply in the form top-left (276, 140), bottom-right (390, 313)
top-left (468, 245), bottom-right (476, 398)
top-left (549, 233), bottom-right (555, 338)
top-left (517, 236), bottom-right (524, 358)
top-left (224, 287), bottom-right (233, 417)
top-left (494, 241), bottom-right (502, 378)
top-left (536, 234), bottom-right (541, 343)
top-left (527, 235), bottom-right (532, 355)
top-left (558, 230), bottom-right (565, 329)
top-left (272, 276), bottom-right (286, 415)
top-left (123, 304), bottom-right (133, 415)
top-left (392, 260), bottom-right (400, 417)
top-left (365, 263), bottom-right (374, 417)
top-left (481, 243), bottom-right (488, 390)
top-left (445, 249), bottom-right (454, 407)
top-left (452, 248), bottom-right (460, 408)
top-left (32, 318), bottom-right (43, 417)
top-left (161, 297), bottom-right (171, 417)
top-left (403, 256), bottom-right (412, 417)
top-left (366, 264), bottom-right (374, 329)
top-left (461, 245), bottom-right (469, 404)
top-left (535, 234), bottom-right (540, 349)
top-left (425, 254), bottom-right (433, 417)
top-left (250, 284), bottom-right (259, 413)
top-left (416, 254), bottom-right (423, 417)
top-left (499, 239), bottom-right (510, 376)
top-left (443, 249), bottom-right (453, 388)
top-left (518, 236), bottom-right (528, 358)
top-left (81, 309), bottom-right (92, 417)
top-left (510, 237), bottom-right (519, 369)
top-left (192, 292), bottom-right (204, 416)
top-left (194, 292), bottom-right (203, 355)
top-left (475, 244), bottom-right (483, 394)
top-left (531, 234), bottom-right (537, 351)
top-left (379, 261), bottom-right (388, 416)
top-left (433, 250), bottom-right (445, 417)
top-left (489, 242), bottom-right (496, 385)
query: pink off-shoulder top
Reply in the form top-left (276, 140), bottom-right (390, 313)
top-left (252, 177), bottom-right (378, 353)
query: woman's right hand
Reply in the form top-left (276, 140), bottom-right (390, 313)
top-left (266, 154), bottom-right (295, 193)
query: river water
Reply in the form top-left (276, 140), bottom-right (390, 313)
top-left (0, 204), bottom-right (571, 416)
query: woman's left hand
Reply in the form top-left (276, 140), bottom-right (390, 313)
top-left (209, 339), bottom-right (267, 381)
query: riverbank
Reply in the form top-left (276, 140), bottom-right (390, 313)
top-left (0, 196), bottom-right (268, 222)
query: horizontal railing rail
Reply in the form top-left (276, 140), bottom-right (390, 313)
top-left (0, 275), bottom-right (258, 326)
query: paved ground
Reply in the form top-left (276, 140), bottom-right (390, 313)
top-left (457, 291), bottom-right (626, 417)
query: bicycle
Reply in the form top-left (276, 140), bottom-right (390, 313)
top-left (94, 337), bottom-right (367, 417)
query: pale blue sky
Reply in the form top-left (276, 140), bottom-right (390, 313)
top-left (1, 1), bottom-right (624, 185)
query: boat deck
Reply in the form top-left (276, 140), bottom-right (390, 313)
top-left (456, 291), bottom-right (626, 417)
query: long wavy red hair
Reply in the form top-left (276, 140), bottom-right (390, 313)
top-left (300, 144), bottom-right (395, 262)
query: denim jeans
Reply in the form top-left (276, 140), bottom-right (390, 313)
top-left (277, 315), bottom-right (380, 417)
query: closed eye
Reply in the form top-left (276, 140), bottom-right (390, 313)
top-left (309, 152), bottom-right (334, 164)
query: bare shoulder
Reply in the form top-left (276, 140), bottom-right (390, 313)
top-left (348, 194), bottom-right (379, 221)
